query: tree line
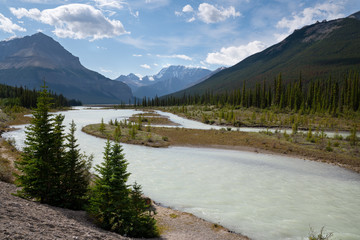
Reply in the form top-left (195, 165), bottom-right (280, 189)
top-left (140, 71), bottom-right (360, 114)
top-left (0, 83), bottom-right (82, 108)
top-left (15, 84), bottom-right (159, 238)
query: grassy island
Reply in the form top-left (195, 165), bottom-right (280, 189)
top-left (82, 118), bottom-right (170, 148)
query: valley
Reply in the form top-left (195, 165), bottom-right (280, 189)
top-left (0, 4), bottom-right (359, 240)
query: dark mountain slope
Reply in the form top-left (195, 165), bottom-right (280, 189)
top-left (0, 33), bottom-right (132, 104)
top-left (171, 12), bottom-right (360, 97)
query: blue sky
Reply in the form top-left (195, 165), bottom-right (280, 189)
top-left (0, 0), bottom-right (359, 79)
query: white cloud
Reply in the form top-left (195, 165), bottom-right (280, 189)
top-left (276, 2), bottom-right (344, 33)
top-left (93, 0), bottom-right (126, 10)
top-left (156, 54), bottom-right (192, 61)
top-left (206, 41), bottom-right (266, 66)
top-left (183, 4), bottom-right (193, 13)
top-left (133, 54), bottom-right (142, 57)
top-left (187, 17), bottom-right (196, 23)
top-left (140, 64), bottom-right (151, 69)
top-left (0, 13), bottom-right (26, 34)
top-left (96, 45), bottom-right (107, 50)
top-left (10, 4), bottom-right (129, 40)
top-left (197, 3), bottom-right (240, 24)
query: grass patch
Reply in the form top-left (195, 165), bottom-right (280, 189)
top-left (169, 213), bottom-right (178, 219)
top-left (82, 123), bottom-right (170, 148)
top-left (150, 127), bottom-right (360, 173)
top-left (0, 138), bottom-right (21, 183)
top-left (211, 223), bottom-right (226, 232)
top-left (129, 112), bottom-right (180, 126)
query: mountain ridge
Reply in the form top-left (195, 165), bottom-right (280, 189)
top-left (0, 33), bottom-right (132, 104)
top-left (115, 65), bottom-right (215, 98)
top-left (168, 11), bottom-right (360, 97)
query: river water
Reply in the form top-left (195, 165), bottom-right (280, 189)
top-left (3, 107), bottom-right (360, 240)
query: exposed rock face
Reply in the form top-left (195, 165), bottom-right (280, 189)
top-left (115, 65), bottom-right (214, 98)
top-left (0, 33), bottom-right (132, 104)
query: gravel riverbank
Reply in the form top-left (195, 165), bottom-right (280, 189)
top-left (0, 181), bottom-right (249, 240)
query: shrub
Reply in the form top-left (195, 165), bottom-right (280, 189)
top-left (308, 226), bottom-right (333, 240)
top-left (0, 156), bottom-right (14, 183)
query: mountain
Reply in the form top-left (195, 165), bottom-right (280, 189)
top-left (115, 65), bottom-right (213, 98)
top-left (170, 11), bottom-right (360, 97)
top-left (0, 33), bottom-right (132, 104)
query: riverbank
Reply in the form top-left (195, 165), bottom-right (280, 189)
top-left (81, 121), bottom-right (360, 174)
top-left (0, 136), bottom-right (249, 240)
top-left (0, 180), bottom-right (249, 240)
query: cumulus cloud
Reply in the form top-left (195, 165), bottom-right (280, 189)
top-left (183, 4), bottom-right (193, 13)
top-left (140, 64), bottom-right (151, 69)
top-left (0, 13), bottom-right (26, 34)
top-left (187, 17), bottom-right (196, 23)
top-left (197, 3), bottom-right (240, 24)
top-left (176, 3), bottom-right (240, 24)
top-left (206, 41), bottom-right (266, 66)
top-left (277, 2), bottom-right (344, 33)
top-left (156, 54), bottom-right (192, 61)
top-left (10, 4), bottom-right (128, 40)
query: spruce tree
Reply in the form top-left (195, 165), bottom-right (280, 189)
top-left (88, 140), bottom-right (159, 237)
top-left (15, 83), bottom-right (57, 203)
top-left (62, 120), bottom-right (92, 209)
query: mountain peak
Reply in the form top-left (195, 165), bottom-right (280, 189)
top-left (0, 32), bottom-right (82, 70)
top-left (0, 32), bottom-right (132, 104)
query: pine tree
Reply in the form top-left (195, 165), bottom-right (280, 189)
top-left (100, 118), bottom-right (105, 133)
top-left (49, 114), bottom-right (66, 205)
top-left (88, 140), bottom-right (159, 237)
top-left (15, 83), bottom-right (57, 203)
top-left (62, 120), bottom-right (92, 209)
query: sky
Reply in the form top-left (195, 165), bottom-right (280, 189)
top-left (0, 0), bottom-right (359, 80)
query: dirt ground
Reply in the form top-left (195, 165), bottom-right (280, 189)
top-left (0, 181), bottom-right (249, 240)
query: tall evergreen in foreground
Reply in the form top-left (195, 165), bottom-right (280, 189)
top-left (62, 120), bottom-right (92, 209)
top-left (15, 83), bottom-right (60, 203)
top-left (88, 140), bottom-right (159, 238)
top-left (15, 83), bottom-right (91, 209)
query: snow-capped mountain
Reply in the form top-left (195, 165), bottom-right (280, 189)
top-left (115, 65), bottom-right (219, 98)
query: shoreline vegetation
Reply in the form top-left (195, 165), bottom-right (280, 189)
top-left (81, 109), bottom-right (360, 174)
top-left (0, 108), bottom-right (249, 239)
top-left (0, 105), bottom-right (358, 239)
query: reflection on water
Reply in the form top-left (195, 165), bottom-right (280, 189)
top-left (3, 107), bottom-right (360, 240)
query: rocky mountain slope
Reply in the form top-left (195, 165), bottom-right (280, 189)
top-left (170, 11), bottom-right (360, 97)
top-left (115, 66), bottom-right (213, 98)
top-left (0, 33), bottom-right (132, 104)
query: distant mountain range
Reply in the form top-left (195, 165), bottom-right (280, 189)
top-left (170, 11), bottom-right (360, 97)
top-left (0, 33), bottom-right (132, 104)
top-left (115, 66), bottom-right (224, 98)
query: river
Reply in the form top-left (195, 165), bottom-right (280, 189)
top-left (3, 107), bottom-right (360, 240)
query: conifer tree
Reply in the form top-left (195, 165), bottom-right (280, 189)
top-left (88, 140), bottom-right (159, 237)
top-left (62, 120), bottom-right (92, 209)
top-left (15, 83), bottom-right (57, 203)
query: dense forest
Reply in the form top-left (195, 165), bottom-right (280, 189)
top-left (140, 71), bottom-right (360, 115)
top-left (0, 83), bottom-right (82, 109)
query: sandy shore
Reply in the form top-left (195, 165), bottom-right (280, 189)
top-left (0, 181), bottom-right (249, 240)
